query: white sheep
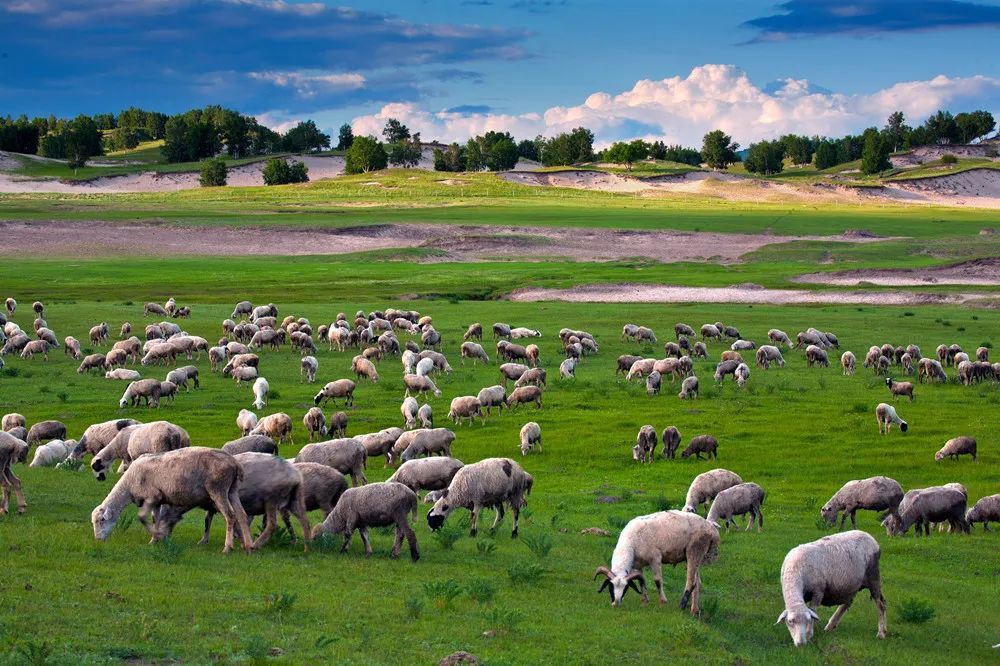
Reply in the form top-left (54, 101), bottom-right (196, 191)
top-left (519, 422), bottom-right (541, 456)
top-left (875, 403), bottom-right (907, 434)
top-left (30, 438), bottom-right (77, 468)
top-left (300, 355), bottom-right (318, 383)
top-left (560, 357), bottom-right (577, 379)
top-left (401, 396), bottom-right (419, 429)
top-left (427, 457), bottom-right (533, 537)
top-left (236, 409), bottom-right (258, 436)
top-left (310, 482), bottom-right (419, 561)
top-left (252, 377), bottom-right (269, 410)
top-left (707, 482), bottom-right (765, 531)
top-left (683, 469), bottom-right (743, 514)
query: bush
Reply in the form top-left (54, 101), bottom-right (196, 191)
top-left (898, 597), bottom-right (935, 624)
top-left (199, 157), bottom-right (227, 187)
top-left (940, 154), bottom-right (958, 165)
top-left (262, 158), bottom-right (308, 185)
top-left (345, 136), bottom-right (388, 174)
top-left (521, 532), bottom-right (553, 559)
top-left (465, 578), bottom-right (497, 606)
top-left (507, 559), bottom-right (544, 585)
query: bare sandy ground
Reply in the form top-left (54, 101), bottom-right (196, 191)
top-left (508, 283), bottom-right (989, 306)
top-left (0, 220), bottom-right (888, 261)
top-left (891, 144), bottom-right (999, 168)
top-left (878, 168), bottom-right (1000, 208)
top-left (796, 258), bottom-right (1000, 287)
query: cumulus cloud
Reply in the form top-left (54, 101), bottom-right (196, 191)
top-left (345, 64), bottom-right (1000, 146)
top-left (248, 71), bottom-right (366, 98)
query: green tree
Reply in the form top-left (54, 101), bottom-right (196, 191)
top-left (282, 120), bottom-right (330, 153)
top-left (382, 118), bottom-right (410, 144)
top-left (337, 123), bottom-right (354, 150)
top-left (433, 143), bottom-right (466, 172)
top-left (955, 110), bottom-right (995, 144)
top-left (465, 131), bottom-right (518, 171)
top-left (103, 127), bottom-right (141, 152)
top-left (780, 134), bottom-right (813, 165)
top-left (540, 127), bottom-right (594, 166)
top-left (199, 157), bottom-right (228, 187)
top-left (662, 144), bottom-right (701, 166)
top-left (813, 141), bottom-right (839, 169)
top-left (604, 140), bottom-right (648, 171)
top-left (923, 110), bottom-right (959, 144)
top-left (882, 111), bottom-right (910, 152)
top-left (344, 136), bottom-right (388, 174)
top-left (744, 140), bottom-right (785, 175)
top-left (388, 133), bottom-right (423, 168)
top-left (860, 130), bottom-right (891, 175)
top-left (701, 129), bottom-right (739, 169)
top-left (516, 139), bottom-right (538, 161)
top-left (64, 115), bottom-right (103, 170)
top-left (248, 121), bottom-right (282, 155)
top-left (288, 161), bottom-right (309, 183)
top-left (648, 140), bottom-right (666, 160)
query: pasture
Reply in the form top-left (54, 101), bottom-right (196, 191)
top-left (1, 259), bottom-right (998, 664)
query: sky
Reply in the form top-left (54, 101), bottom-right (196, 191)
top-left (1, 0), bottom-right (999, 147)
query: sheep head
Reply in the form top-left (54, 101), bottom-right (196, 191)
top-left (91, 505), bottom-right (117, 541)
top-left (593, 567), bottom-right (644, 607)
top-left (776, 607), bottom-right (820, 647)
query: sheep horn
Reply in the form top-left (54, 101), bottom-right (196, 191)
top-left (808, 608), bottom-right (820, 621)
top-left (775, 610), bottom-right (788, 625)
top-left (593, 566), bottom-right (613, 581)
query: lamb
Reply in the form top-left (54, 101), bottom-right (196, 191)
top-left (103, 348), bottom-right (128, 369)
top-left (966, 494), bottom-right (1000, 531)
top-left (506, 385), bottom-right (542, 410)
top-left (661, 426), bottom-right (681, 459)
top-left (707, 482), bottom-right (765, 531)
top-left (559, 357), bottom-right (577, 379)
top-left (19, 339), bottom-right (50, 360)
top-left (105, 368), bottom-right (141, 381)
top-left (92, 447), bottom-right (253, 553)
top-left (1, 333), bottom-right (29, 356)
top-left (594, 510), bottom-right (719, 615)
top-left (776, 531), bottom-right (886, 646)
top-left (476, 385), bottom-right (506, 415)
top-left (119, 378), bottom-right (162, 408)
top-left (883, 486), bottom-right (969, 536)
top-left (499, 362), bottom-right (530, 386)
top-left (236, 409), bottom-right (258, 436)
top-left (675, 322), bottom-right (696, 338)
top-left (402, 374), bottom-right (440, 399)
top-left (621, 323), bottom-right (639, 341)
top-left (805, 345), bottom-right (829, 368)
top-left (734, 363), bottom-right (750, 388)
top-left (755, 345), bottom-right (785, 369)
top-left (303, 407), bottom-right (328, 442)
top-left (646, 370), bottom-right (661, 396)
top-left (221, 435), bottom-right (278, 456)
top-left (448, 396), bottom-right (484, 426)
top-left (300, 355), bottom-right (318, 383)
top-left (0, 432), bottom-right (28, 514)
top-left (295, 437), bottom-right (368, 486)
top-left (976, 346), bottom-right (990, 362)
top-left (314, 379), bottom-right (357, 406)
top-left (26, 420), bottom-right (67, 445)
top-left (463, 323), bottom-right (483, 341)
top-left (510, 327), bottom-right (541, 339)
top-left (731, 339), bottom-right (756, 351)
top-left (352, 356), bottom-right (379, 383)
top-left (683, 469), bottom-right (743, 514)
top-left (935, 436), bottom-right (977, 462)
top-left (251, 377), bottom-right (269, 411)
top-left (250, 413), bottom-right (294, 446)
top-left (427, 457), bottom-right (533, 538)
top-left (875, 403), bottom-right (907, 434)
top-left (417, 404), bottom-right (432, 429)
top-left (633, 425), bottom-right (657, 463)
top-left (4, 298), bottom-right (13, 315)
top-left (518, 422), bottom-right (542, 456)
top-left (400, 428), bottom-right (456, 462)
top-left (29, 438), bottom-right (77, 468)
top-left (681, 434), bottom-right (718, 460)
top-left (821, 476), bottom-right (904, 529)
top-left (89, 322), bottom-right (109, 346)
top-left (460, 341), bottom-right (489, 365)
top-left (401, 396), bottom-right (419, 429)
top-left (311, 482), bottom-right (419, 561)
top-left (2, 413), bottom-right (25, 431)
top-left (768, 329), bottom-right (793, 348)
top-left (64, 336), bottom-right (81, 359)
top-left (678, 375), bottom-right (698, 399)
top-left (515, 367), bottom-right (546, 389)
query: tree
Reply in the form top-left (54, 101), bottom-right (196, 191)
top-left (701, 129), bottom-right (739, 169)
top-left (813, 141), bottom-right (839, 170)
top-left (288, 161), bottom-right (309, 183)
top-left (780, 134), bottom-right (813, 165)
top-left (337, 123), bottom-right (354, 151)
top-left (282, 120), bottom-right (330, 153)
top-left (0, 116), bottom-right (40, 154)
top-left (262, 158), bottom-right (309, 185)
top-left (955, 110), bottom-right (995, 144)
top-left (540, 127), bottom-right (594, 166)
top-left (433, 143), bottom-right (466, 172)
top-left (605, 140), bottom-right (648, 171)
top-left (199, 157), bottom-right (228, 187)
top-left (923, 110), bottom-right (959, 145)
top-left (344, 136), bottom-right (388, 174)
top-left (882, 111), bottom-right (910, 152)
top-left (464, 131), bottom-right (518, 171)
top-left (648, 140), bottom-right (666, 160)
top-left (388, 133), bottom-right (422, 168)
top-left (516, 139), bottom-right (538, 161)
top-left (382, 118), bottom-right (410, 144)
top-left (64, 115), bottom-right (102, 170)
top-left (103, 127), bottom-right (141, 152)
top-left (860, 130), bottom-right (891, 175)
top-left (744, 140), bottom-right (785, 175)
top-left (662, 144), bottom-right (702, 166)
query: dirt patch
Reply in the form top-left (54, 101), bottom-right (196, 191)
top-left (890, 145), bottom-right (999, 168)
top-left (508, 283), bottom-right (988, 306)
top-left (795, 258), bottom-right (1000, 287)
top-left (879, 168), bottom-right (1000, 208)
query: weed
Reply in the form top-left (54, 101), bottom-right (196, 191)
top-left (148, 537), bottom-right (184, 565)
top-left (263, 591), bottom-right (298, 616)
top-left (507, 560), bottom-right (545, 585)
top-left (405, 596), bottom-right (424, 619)
top-left (465, 578), bottom-right (497, 606)
top-left (423, 579), bottom-right (462, 610)
top-left (476, 539), bottom-right (497, 557)
top-left (898, 597), bottom-right (935, 624)
top-left (521, 532), bottom-right (554, 559)
top-left (431, 521), bottom-right (464, 550)
top-left (485, 607), bottom-right (524, 635)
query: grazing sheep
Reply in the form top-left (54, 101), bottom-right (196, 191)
top-left (476, 385), bottom-right (506, 416)
top-left (415, 357), bottom-right (435, 378)
top-left (158, 381), bottom-right (178, 403)
top-left (935, 436), bottom-right (977, 462)
top-left (883, 486), bottom-right (969, 536)
top-left (661, 426), bottom-right (681, 460)
top-left (678, 375), bottom-right (699, 400)
top-left (821, 476), bottom-right (904, 529)
top-left (2, 413), bottom-right (25, 431)
top-left (621, 323), bottom-right (639, 341)
top-left (314, 379), bottom-right (357, 407)
top-left (701, 324), bottom-right (722, 341)
top-left (293, 462), bottom-right (347, 522)
top-left (69, 418), bottom-right (140, 462)
top-left (235, 409), bottom-right (258, 437)
top-left (616, 354), bottom-right (642, 375)
top-left (841, 351), bottom-right (856, 376)
top-left (692, 341), bottom-right (708, 359)
top-left (90, 421), bottom-right (190, 480)
top-left (875, 403), bottom-right (907, 435)
top-left (4, 298), bottom-right (13, 316)
top-left (515, 367), bottom-right (546, 390)
top-left (506, 385), bottom-right (542, 411)
top-left (303, 407), bottom-right (328, 442)
top-left (594, 510), bottom-right (719, 615)
top-left (675, 322), bottom-right (696, 338)
top-left (463, 322), bottom-right (483, 341)
top-left (29, 438), bottom-right (76, 468)
top-left (713, 359), bottom-right (740, 382)
top-left (707, 482), bottom-right (765, 531)
top-left (400, 428), bottom-right (456, 462)
top-left (352, 356), bottom-right (379, 384)
top-left (105, 367), bottom-right (141, 382)
top-left (777, 531), bottom-right (886, 646)
top-left (805, 345), bottom-right (829, 368)
top-left (683, 469), bottom-right (743, 514)
top-left (356, 427), bottom-right (404, 466)
top-left (0, 431), bottom-right (28, 514)
top-left (900, 353), bottom-right (913, 375)
top-left (976, 346), bottom-right (990, 362)
top-left (119, 378), bottom-right (162, 409)
top-left (917, 358), bottom-right (947, 383)
top-left (518, 422), bottom-right (542, 456)
top-left (460, 341), bottom-right (489, 365)
top-left (64, 336), bottom-right (81, 359)
top-left (401, 396), bottom-right (419, 429)
top-left (646, 370), bottom-right (661, 396)
top-left (389, 457), bottom-right (464, 518)
top-left (311, 482), bottom-right (419, 561)
top-left (295, 437), bottom-right (368, 486)
top-left (300, 355), bottom-right (318, 383)
top-left (140, 343), bottom-right (177, 367)
top-left (1, 334), bottom-right (29, 356)
top-left (510, 327), bottom-right (540, 339)
top-left (92, 447), bottom-right (252, 553)
top-left (250, 377), bottom-right (269, 411)
top-left (884, 378), bottom-right (914, 402)
top-left (402, 374), bottom-right (440, 399)
top-left (731, 339), bottom-right (756, 351)
top-left (966, 494), bottom-right (1000, 531)
top-left (756, 345), bottom-right (785, 369)
top-left (250, 413), bottom-right (294, 446)
top-left (633, 425), bottom-right (657, 463)
top-left (626, 358), bottom-right (656, 381)
top-left (681, 434), bottom-right (718, 460)
top-left (499, 362), bottom-right (530, 387)
top-left (559, 357), bottom-right (577, 379)
top-left (19, 339), bottom-right (50, 360)
top-left (768, 329), bottom-right (793, 348)
top-left (448, 396), bottom-right (484, 426)
top-left (221, 435), bottom-right (278, 456)
top-left (427, 457), bottom-right (533, 538)
top-left (26, 420), bottom-right (67, 445)
top-left (734, 363), bottom-right (750, 388)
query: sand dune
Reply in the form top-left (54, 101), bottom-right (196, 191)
top-left (796, 258), bottom-right (1000, 287)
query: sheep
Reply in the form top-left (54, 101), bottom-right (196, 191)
top-left (29, 438), bottom-right (76, 468)
top-left (882, 377), bottom-right (913, 403)
top-left (646, 370), bottom-right (661, 396)
top-left (713, 359), bottom-right (740, 382)
top-left (594, 510), bottom-right (719, 615)
top-left (678, 375), bottom-right (698, 400)
top-left (90, 421), bottom-right (190, 480)
top-left (92, 447), bottom-right (252, 553)
top-left (634, 425), bottom-right (658, 463)
top-left (917, 357), bottom-right (947, 383)
top-left (2, 413), bottom-right (25, 431)
top-left (448, 396), bottom-right (484, 426)
top-left (1, 333), bottom-right (29, 356)
top-left (805, 345), bottom-right (829, 368)
top-left (401, 396), bottom-right (419, 429)
top-left (158, 380), bottom-right (179, 403)
top-left (292, 461), bottom-right (347, 522)
top-left (875, 403), bottom-right (907, 434)
top-left (427, 457), bottom-right (533, 538)
top-left (776, 531), bottom-right (887, 646)
top-left (389, 457), bottom-right (464, 518)
top-left (303, 407), bottom-right (328, 442)
top-left (460, 341), bottom-right (489, 365)
top-left (415, 357), bottom-right (435, 377)
top-left (357, 428), bottom-right (404, 466)
top-left (883, 486), bottom-right (969, 536)
top-left (103, 367), bottom-right (140, 382)
top-left (683, 469), bottom-right (743, 514)
top-left (295, 437), bottom-right (368, 486)
top-left (118, 378), bottom-right (162, 409)
top-left (311, 482), bottom-right (419, 561)
top-left (731, 339), bottom-right (756, 352)
top-left (756, 345), bottom-right (785, 369)
top-left (248, 376), bottom-right (269, 411)
top-left (300, 355), bottom-right (318, 384)
top-left (767, 329), bottom-right (792, 348)
top-left (506, 385), bottom-right (542, 410)
top-left (558, 357), bottom-right (576, 380)
top-left (5, 427), bottom-right (26, 449)
top-left (26, 420), bottom-right (67, 445)
top-left (664, 342), bottom-right (681, 358)
top-left (403, 374), bottom-right (440, 399)
top-left (674, 322), bottom-right (695, 338)
top-left (473, 385), bottom-right (505, 417)
top-left (352, 356), bottom-right (379, 384)
top-left (935, 436), bottom-right (977, 462)
top-left (621, 323), bottom-right (639, 341)
top-left (314, 379), bottom-right (357, 407)
top-left (74, 352), bottom-right (107, 374)
top-left (681, 434), bottom-right (718, 460)
top-left (235, 409), bottom-right (258, 437)
top-left (616, 354), bottom-right (642, 375)
top-left (140, 343), bottom-right (177, 367)
top-left (69, 418), bottom-right (140, 462)
top-left (0, 431), bottom-right (28, 514)
top-left (700, 324), bottom-right (721, 341)
top-left (400, 428), bottom-right (456, 462)
top-left (514, 367), bottom-right (546, 390)
top-left (511, 421), bottom-right (542, 457)
top-left (164, 365), bottom-right (199, 392)
top-left (89, 425), bottom-right (142, 478)
top-left (221, 435), bottom-right (278, 456)
top-left (821, 476), bottom-right (904, 529)
top-left (626, 358), bottom-right (655, 381)
top-left (840, 351), bottom-right (856, 376)
top-left (61, 336), bottom-right (82, 360)
top-left (20, 339), bottom-right (50, 360)
top-left (143, 302), bottom-right (168, 317)
top-left (499, 362), bottom-right (530, 388)
top-left (707, 482), bottom-right (765, 531)
top-left (510, 327), bottom-right (541, 339)
top-left (250, 413), bottom-right (294, 446)
top-left (734, 363), bottom-right (750, 388)
top-left (4, 298), bottom-right (13, 316)
top-left (661, 426), bottom-right (681, 460)
top-left (966, 494), bottom-right (1000, 531)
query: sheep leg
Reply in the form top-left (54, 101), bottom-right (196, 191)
top-left (253, 504), bottom-right (279, 550)
top-left (137, 501), bottom-right (159, 539)
top-left (198, 511), bottom-right (217, 545)
top-left (1, 468), bottom-right (25, 514)
top-left (290, 492), bottom-right (311, 552)
top-left (469, 505), bottom-right (480, 537)
top-left (824, 598), bottom-right (853, 632)
top-left (490, 503), bottom-right (505, 532)
top-left (651, 562), bottom-right (666, 605)
top-left (510, 503), bottom-right (520, 538)
top-left (359, 526), bottom-right (373, 556)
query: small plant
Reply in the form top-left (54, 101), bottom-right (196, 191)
top-left (816, 377), bottom-right (827, 390)
top-left (431, 521), bottom-right (464, 550)
top-left (507, 559), bottom-right (544, 585)
top-left (149, 537), bottom-right (184, 564)
top-left (903, 311), bottom-right (914, 317)
top-left (465, 578), bottom-right (497, 606)
top-left (56, 391), bottom-right (69, 403)
top-left (941, 320), bottom-right (952, 327)
top-left (314, 635), bottom-right (338, 650)
top-left (940, 153), bottom-right (958, 164)
top-left (423, 579), bottom-right (462, 610)
top-left (698, 593), bottom-right (721, 621)
top-left (241, 634), bottom-right (269, 663)
top-left (849, 402), bottom-right (868, 414)
top-left (263, 591), bottom-right (298, 616)
top-left (199, 157), bottom-right (228, 187)
top-left (311, 532), bottom-right (338, 551)
top-left (485, 606), bottom-right (524, 635)
top-left (268, 389), bottom-right (282, 400)
top-left (957, 327), bottom-right (965, 332)
top-left (55, 456), bottom-right (84, 472)
top-left (521, 532), bottom-right (553, 559)
top-left (38, 385), bottom-right (50, 394)
top-left (476, 539), bottom-right (496, 557)
top-left (606, 515), bottom-right (628, 530)
top-left (405, 596), bottom-right (425, 618)
top-left (814, 517), bottom-right (829, 530)
top-left (898, 597), bottom-right (935, 624)
top-left (15, 640), bottom-right (53, 665)
top-left (802, 496), bottom-right (818, 511)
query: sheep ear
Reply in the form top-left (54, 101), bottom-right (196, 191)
top-left (808, 608), bottom-right (820, 621)
top-left (597, 579), bottom-right (610, 594)
top-left (775, 610), bottom-right (788, 625)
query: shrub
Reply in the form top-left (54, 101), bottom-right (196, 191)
top-left (521, 532), bottom-right (553, 559)
top-left (476, 539), bottom-right (497, 557)
top-left (345, 136), bottom-right (387, 174)
top-left (940, 154), bottom-right (958, 165)
top-left (423, 579), bottom-right (462, 609)
top-left (898, 597), bottom-right (935, 624)
top-left (507, 559), bottom-right (544, 585)
top-left (485, 606), bottom-right (524, 634)
top-left (465, 578), bottom-right (497, 606)
top-left (199, 157), bottom-right (227, 187)
top-left (405, 596), bottom-right (424, 618)
top-left (263, 591), bottom-right (298, 616)
top-left (262, 158), bottom-right (309, 185)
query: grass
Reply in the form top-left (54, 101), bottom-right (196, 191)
top-left (0, 270), bottom-right (998, 664)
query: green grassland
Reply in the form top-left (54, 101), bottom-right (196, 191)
top-left (1, 263), bottom-right (999, 665)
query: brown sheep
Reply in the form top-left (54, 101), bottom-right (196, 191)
top-left (885, 378), bottom-right (914, 402)
top-left (681, 435), bottom-right (717, 460)
top-left (935, 436), bottom-right (977, 462)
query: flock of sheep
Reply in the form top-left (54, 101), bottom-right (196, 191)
top-left (0, 296), bottom-right (997, 649)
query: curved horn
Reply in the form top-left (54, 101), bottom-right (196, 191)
top-left (624, 571), bottom-right (645, 586)
top-left (593, 566), bottom-right (613, 581)
top-left (775, 610), bottom-right (788, 625)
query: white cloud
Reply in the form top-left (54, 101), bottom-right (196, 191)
top-left (248, 70), bottom-right (365, 98)
top-left (347, 64), bottom-right (1000, 146)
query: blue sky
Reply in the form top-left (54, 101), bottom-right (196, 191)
top-left (1, 0), bottom-right (998, 145)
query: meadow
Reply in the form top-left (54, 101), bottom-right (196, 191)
top-left (1, 263), bottom-right (999, 665)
